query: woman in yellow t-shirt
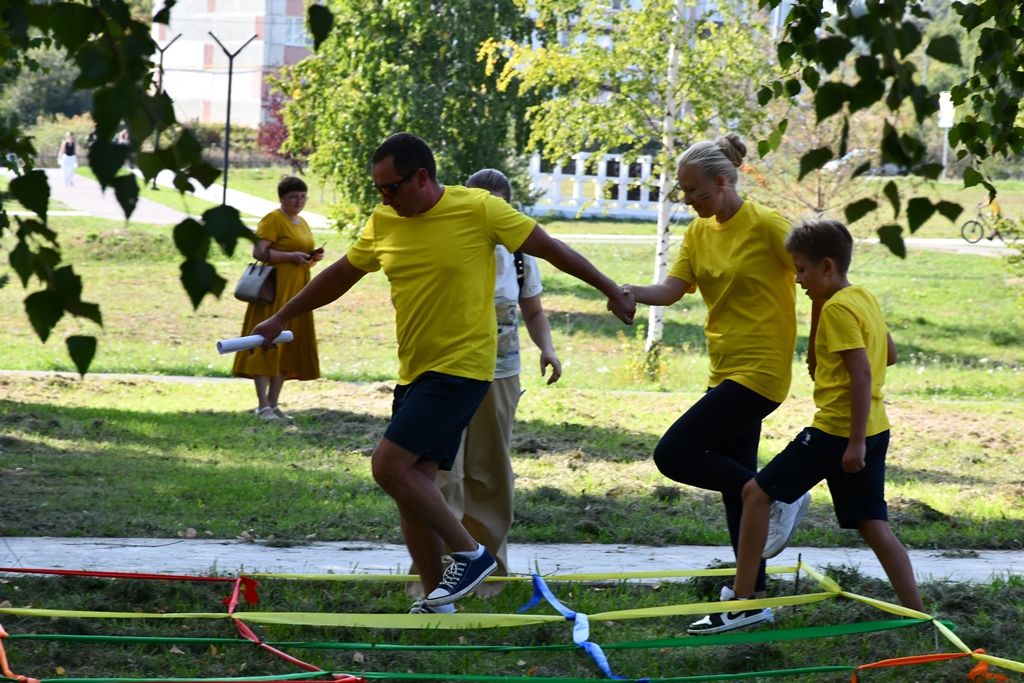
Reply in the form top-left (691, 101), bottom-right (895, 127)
top-left (233, 176), bottom-right (323, 420)
top-left (624, 134), bottom-right (803, 635)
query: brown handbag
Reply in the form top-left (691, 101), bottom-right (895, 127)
top-left (234, 262), bottom-right (276, 305)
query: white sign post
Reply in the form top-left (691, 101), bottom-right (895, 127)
top-left (938, 91), bottom-right (955, 179)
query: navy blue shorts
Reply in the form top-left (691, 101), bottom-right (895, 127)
top-left (755, 428), bottom-right (890, 529)
top-left (385, 371), bottom-right (491, 471)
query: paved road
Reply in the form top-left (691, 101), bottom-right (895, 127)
top-left (547, 233), bottom-right (1014, 257)
top-left (2, 537), bottom-right (1021, 584)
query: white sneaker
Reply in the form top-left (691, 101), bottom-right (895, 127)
top-left (254, 407), bottom-right (279, 422)
top-left (270, 406), bottom-right (293, 421)
top-left (763, 491), bottom-right (811, 559)
top-left (409, 599), bottom-right (456, 614)
top-left (687, 585), bottom-right (774, 635)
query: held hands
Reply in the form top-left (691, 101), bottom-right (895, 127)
top-left (606, 285), bottom-right (636, 324)
top-left (842, 441), bottom-right (867, 473)
top-left (540, 350), bottom-right (562, 385)
top-left (621, 284), bottom-right (637, 308)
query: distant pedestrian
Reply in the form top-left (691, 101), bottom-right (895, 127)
top-left (232, 176), bottom-right (323, 421)
top-left (57, 132), bottom-right (77, 186)
top-left (116, 128), bottom-right (134, 169)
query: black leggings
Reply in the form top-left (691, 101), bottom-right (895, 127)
top-left (654, 380), bottom-right (781, 593)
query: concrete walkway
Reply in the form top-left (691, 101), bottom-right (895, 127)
top-left (5, 168), bottom-right (331, 228)
top-left (2, 537), bottom-right (1021, 584)
top-left (143, 169), bottom-right (332, 229)
top-left (42, 168), bottom-right (189, 225)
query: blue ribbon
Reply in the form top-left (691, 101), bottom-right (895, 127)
top-left (518, 574), bottom-right (648, 681)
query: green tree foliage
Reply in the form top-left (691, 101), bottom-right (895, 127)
top-left (277, 0), bottom-right (540, 227)
top-left (743, 101), bottom-right (883, 230)
top-left (758, 0), bottom-right (1023, 257)
top-left (481, 0), bottom-right (769, 173)
top-left (0, 0), bottom-right (319, 374)
top-left (0, 45), bottom-right (92, 127)
top-left (480, 0), bottom-right (771, 350)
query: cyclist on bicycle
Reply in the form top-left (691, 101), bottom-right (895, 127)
top-left (979, 198), bottom-right (1002, 221)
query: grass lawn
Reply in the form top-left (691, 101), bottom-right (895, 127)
top-left (2, 569), bottom-right (1021, 682)
top-left (221, 166), bottom-right (339, 215)
top-left (0, 215), bottom-right (1021, 548)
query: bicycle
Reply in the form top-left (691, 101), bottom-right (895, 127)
top-left (960, 210), bottom-right (1021, 244)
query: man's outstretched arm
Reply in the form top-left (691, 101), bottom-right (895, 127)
top-left (518, 226), bottom-right (635, 324)
top-left (252, 255), bottom-right (368, 348)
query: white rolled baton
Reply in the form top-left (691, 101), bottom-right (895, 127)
top-left (216, 330), bottom-right (294, 354)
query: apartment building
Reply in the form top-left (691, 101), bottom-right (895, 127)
top-left (152, 0), bottom-right (312, 127)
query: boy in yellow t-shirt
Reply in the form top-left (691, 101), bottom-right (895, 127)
top-left (709, 220), bottom-right (925, 634)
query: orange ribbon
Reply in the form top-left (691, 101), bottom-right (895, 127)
top-left (0, 624), bottom-right (41, 683)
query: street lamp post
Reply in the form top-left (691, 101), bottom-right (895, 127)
top-left (208, 32), bottom-right (258, 205)
top-left (152, 33), bottom-right (182, 189)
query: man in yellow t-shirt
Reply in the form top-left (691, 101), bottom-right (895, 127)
top-left (252, 133), bottom-right (634, 613)
top-left (722, 219), bottom-right (925, 631)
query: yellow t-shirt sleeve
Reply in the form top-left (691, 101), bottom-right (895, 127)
top-left (483, 193), bottom-right (536, 252)
top-left (666, 225), bottom-right (698, 291)
top-left (346, 215), bottom-right (382, 273)
top-left (821, 303), bottom-right (865, 353)
top-left (765, 212), bottom-right (795, 272)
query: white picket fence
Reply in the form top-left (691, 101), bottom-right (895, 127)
top-left (525, 152), bottom-right (677, 221)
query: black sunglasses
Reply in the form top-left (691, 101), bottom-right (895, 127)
top-left (374, 169), bottom-right (419, 197)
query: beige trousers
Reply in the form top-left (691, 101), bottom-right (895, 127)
top-left (408, 375), bottom-right (521, 598)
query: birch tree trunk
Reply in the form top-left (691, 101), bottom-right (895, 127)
top-left (645, 0), bottom-right (687, 353)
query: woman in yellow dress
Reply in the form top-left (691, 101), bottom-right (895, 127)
top-left (233, 176), bottom-right (323, 420)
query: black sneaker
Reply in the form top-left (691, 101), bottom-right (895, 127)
top-left (423, 547), bottom-right (497, 607)
top-left (687, 586), bottom-right (774, 635)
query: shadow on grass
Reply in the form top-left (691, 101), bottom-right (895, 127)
top-left (893, 339), bottom-right (1023, 369)
top-left (511, 414), bottom-right (657, 462)
top-left (0, 400), bottom-right (395, 540)
top-left (0, 398), bottom-right (727, 545)
top-left (2, 399), bottom-right (1019, 548)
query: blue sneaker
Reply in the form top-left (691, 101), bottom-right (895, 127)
top-left (423, 547), bottom-right (497, 606)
